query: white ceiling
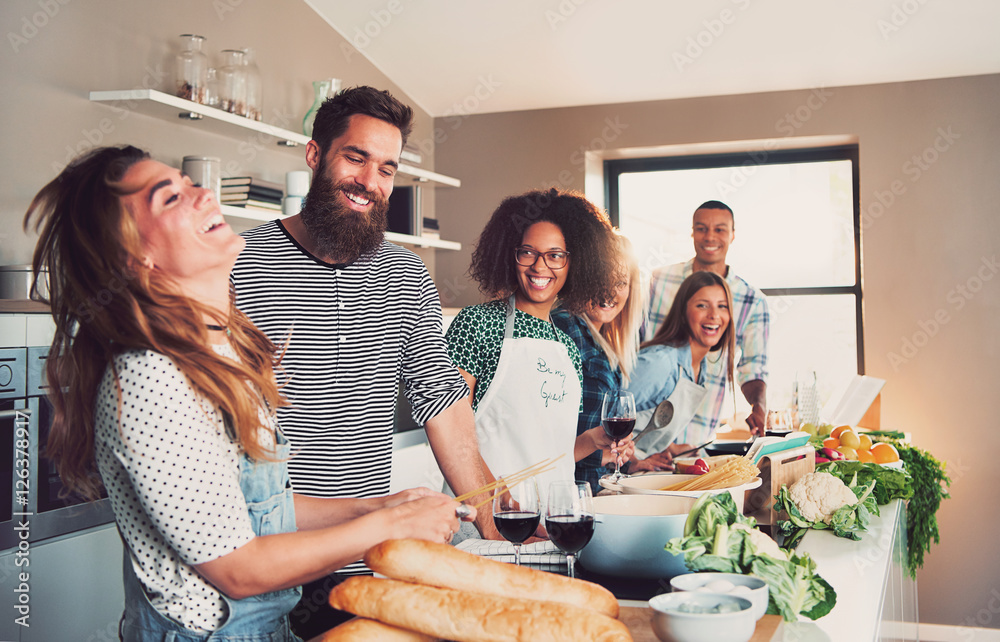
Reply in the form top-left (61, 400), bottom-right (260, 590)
top-left (306, 0), bottom-right (1000, 117)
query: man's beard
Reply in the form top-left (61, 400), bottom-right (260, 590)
top-left (299, 161), bottom-right (389, 263)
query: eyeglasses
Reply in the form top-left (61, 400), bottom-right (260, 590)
top-left (514, 247), bottom-right (570, 269)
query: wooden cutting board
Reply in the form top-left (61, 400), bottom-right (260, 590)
top-left (619, 607), bottom-right (782, 641)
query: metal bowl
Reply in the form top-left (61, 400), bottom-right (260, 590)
top-left (577, 494), bottom-right (695, 579)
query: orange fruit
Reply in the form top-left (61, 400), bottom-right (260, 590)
top-left (830, 425), bottom-right (852, 439)
top-left (822, 437), bottom-right (841, 450)
top-left (858, 434), bottom-right (873, 451)
top-left (857, 449), bottom-right (876, 464)
top-left (839, 430), bottom-right (861, 450)
top-left (871, 442), bottom-right (900, 464)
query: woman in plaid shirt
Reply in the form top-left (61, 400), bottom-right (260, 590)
top-left (552, 235), bottom-right (646, 493)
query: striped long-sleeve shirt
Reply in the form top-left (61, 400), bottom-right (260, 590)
top-left (640, 260), bottom-right (769, 444)
top-left (232, 222), bottom-right (468, 542)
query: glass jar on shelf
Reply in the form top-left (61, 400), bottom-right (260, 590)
top-left (175, 34), bottom-right (208, 104)
top-left (241, 47), bottom-right (262, 121)
top-left (217, 49), bottom-right (248, 116)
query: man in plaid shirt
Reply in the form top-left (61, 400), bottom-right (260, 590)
top-left (640, 200), bottom-right (769, 444)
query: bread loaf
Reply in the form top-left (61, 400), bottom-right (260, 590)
top-left (329, 576), bottom-right (632, 642)
top-left (317, 616), bottom-right (437, 641)
top-left (365, 539), bottom-right (618, 618)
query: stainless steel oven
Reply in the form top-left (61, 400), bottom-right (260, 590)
top-left (0, 346), bottom-right (113, 551)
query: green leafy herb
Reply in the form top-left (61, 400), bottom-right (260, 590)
top-left (895, 443), bottom-right (950, 577)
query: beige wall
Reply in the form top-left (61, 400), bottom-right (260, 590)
top-left (434, 74), bottom-right (1000, 628)
top-left (0, 0), bottom-right (437, 270)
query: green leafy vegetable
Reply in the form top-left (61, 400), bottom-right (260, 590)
top-left (817, 441), bottom-right (950, 578)
top-left (815, 461), bottom-right (913, 505)
top-left (895, 443), bottom-right (950, 576)
top-left (665, 493), bottom-right (836, 621)
top-left (774, 473), bottom-right (879, 548)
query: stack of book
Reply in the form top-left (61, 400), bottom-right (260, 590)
top-left (221, 177), bottom-right (284, 215)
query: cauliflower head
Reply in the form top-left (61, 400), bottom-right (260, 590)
top-left (787, 472), bottom-right (857, 524)
top-left (732, 523), bottom-right (788, 560)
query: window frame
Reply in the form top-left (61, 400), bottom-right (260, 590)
top-left (604, 144), bottom-right (865, 373)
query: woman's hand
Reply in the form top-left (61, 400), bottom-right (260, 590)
top-left (601, 435), bottom-right (635, 468)
top-left (387, 495), bottom-right (476, 545)
top-left (627, 450), bottom-right (674, 473)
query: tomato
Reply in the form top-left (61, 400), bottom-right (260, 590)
top-left (822, 437), bottom-right (840, 450)
top-left (871, 442), bottom-right (900, 464)
top-left (839, 430), bottom-right (861, 450)
top-left (857, 449), bottom-right (876, 464)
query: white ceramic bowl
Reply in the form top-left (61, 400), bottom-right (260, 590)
top-left (600, 473), bottom-right (762, 513)
top-left (669, 572), bottom-right (769, 620)
top-left (648, 592), bottom-right (755, 642)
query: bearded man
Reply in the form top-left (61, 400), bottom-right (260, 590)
top-left (231, 86), bottom-right (495, 638)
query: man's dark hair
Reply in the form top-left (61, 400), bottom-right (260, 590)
top-left (695, 200), bottom-right (734, 227)
top-left (311, 86), bottom-right (414, 156)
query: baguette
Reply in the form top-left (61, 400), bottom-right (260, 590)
top-left (329, 576), bottom-right (632, 642)
top-left (365, 539), bottom-right (618, 618)
top-left (317, 616), bottom-right (437, 641)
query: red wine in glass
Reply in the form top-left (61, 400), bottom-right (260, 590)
top-left (492, 477), bottom-right (540, 566)
top-left (601, 390), bottom-right (636, 482)
top-left (545, 481), bottom-right (594, 578)
top-left (495, 511), bottom-right (541, 544)
top-left (602, 417), bottom-right (636, 440)
top-left (545, 514), bottom-right (595, 553)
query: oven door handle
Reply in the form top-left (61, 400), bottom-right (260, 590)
top-left (0, 407), bottom-right (32, 420)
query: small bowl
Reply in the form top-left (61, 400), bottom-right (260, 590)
top-left (648, 592), bottom-right (755, 642)
top-left (669, 572), bottom-right (769, 620)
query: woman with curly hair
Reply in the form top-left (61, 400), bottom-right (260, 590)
top-left (446, 188), bottom-right (632, 495)
top-left (26, 145), bottom-right (471, 640)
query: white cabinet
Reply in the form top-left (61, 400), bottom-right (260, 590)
top-left (89, 89), bottom-right (462, 250)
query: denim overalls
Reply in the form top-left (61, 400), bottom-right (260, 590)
top-left (119, 433), bottom-right (302, 641)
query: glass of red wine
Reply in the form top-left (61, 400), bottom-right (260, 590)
top-left (492, 476), bottom-right (540, 566)
top-left (545, 481), bottom-right (595, 579)
top-left (601, 389), bottom-right (636, 482)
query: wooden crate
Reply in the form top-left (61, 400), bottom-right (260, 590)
top-left (743, 445), bottom-right (815, 526)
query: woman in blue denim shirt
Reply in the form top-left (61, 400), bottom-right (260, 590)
top-left (27, 146), bottom-right (473, 641)
top-left (627, 271), bottom-right (737, 471)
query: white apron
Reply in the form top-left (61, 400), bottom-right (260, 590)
top-left (636, 367), bottom-right (708, 455)
top-left (474, 297), bottom-right (582, 501)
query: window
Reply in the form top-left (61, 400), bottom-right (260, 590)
top-left (607, 145), bottom-right (862, 416)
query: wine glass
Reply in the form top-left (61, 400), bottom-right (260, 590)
top-left (492, 476), bottom-right (540, 566)
top-left (545, 481), bottom-right (595, 579)
top-left (601, 389), bottom-right (636, 482)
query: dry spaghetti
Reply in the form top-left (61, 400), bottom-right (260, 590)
top-left (659, 456), bottom-right (760, 491)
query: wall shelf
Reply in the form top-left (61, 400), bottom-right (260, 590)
top-left (88, 89), bottom-right (461, 187)
top-left (220, 204), bottom-right (461, 250)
